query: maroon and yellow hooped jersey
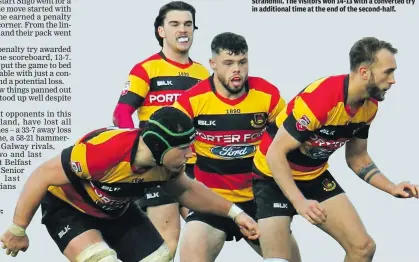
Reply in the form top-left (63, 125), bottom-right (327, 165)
top-left (253, 74), bottom-right (378, 181)
top-left (173, 75), bottom-right (286, 202)
top-left (116, 52), bottom-right (209, 127)
top-left (48, 127), bottom-right (181, 219)
top-left (115, 52), bottom-right (209, 166)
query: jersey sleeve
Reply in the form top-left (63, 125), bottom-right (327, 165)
top-left (282, 96), bottom-right (324, 143)
top-left (172, 93), bottom-right (194, 119)
top-left (354, 122), bottom-right (371, 139)
top-left (117, 63), bottom-right (150, 109)
top-left (354, 100), bottom-right (378, 139)
top-left (61, 143), bottom-right (91, 180)
top-left (61, 133), bottom-right (125, 181)
top-left (268, 96), bottom-right (286, 123)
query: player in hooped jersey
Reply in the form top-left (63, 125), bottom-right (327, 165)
top-left (111, 2), bottom-right (210, 258)
top-left (252, 37), bottom-right (419, 262)
top-left (0, 107), bottom-right (259, 262)
top-left (174, 32), bottom-right (301, 262)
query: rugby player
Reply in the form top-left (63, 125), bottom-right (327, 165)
top-left (252, 37), bottom-right (419, 262)
top-left (174, 32), bottom-right (301, 262)
top-left (112, 1), bottom-right (210, 257)
top-left (0, 107), bottom-right (259, 262)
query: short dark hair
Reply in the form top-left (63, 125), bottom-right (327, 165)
top-left (211, 32), bottom-right (248, 56)
top-left (154, 1), bottom-right (198, 47)
top-left (349, 37), bottom-right (398, 71)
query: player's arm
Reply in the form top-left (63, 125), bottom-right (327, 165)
top-left (266, 96), bottom-right (327, 224)
top-left (164, 172), bottom-right (231, 217)
top-left (345, 137), bottom-right (394, 192)
top-left (346, 130), bottom-right (418, 198)
top-left (113, 64), bottom-right (150, 128)
top-left (1, 142), bottom-right (98, 255)
top-left (163, 172), bottom-right (260, 239)
top-left (12, 140), bottom-right (97, 230)
top-left (0, 154), bottom-right (70, 255)
top-left (266, 125), bottom-right (304, 204)
top-left (266, 97), bottom-right (317, 204)
top-left (12, 154), bottom-right (70, 230)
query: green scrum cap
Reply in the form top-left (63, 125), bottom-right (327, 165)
top-left (140, 106), bottom-right (196, 166)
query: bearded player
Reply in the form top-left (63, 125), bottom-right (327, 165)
top-left (174, 32), bottom-right (301, 262)
top-left (252, 37), bottom-right (419, 262)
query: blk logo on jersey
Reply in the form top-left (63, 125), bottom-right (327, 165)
top-left (198, 120), bottom-right (216, 126)
top-left (156, 80), bottom-right (173, 86)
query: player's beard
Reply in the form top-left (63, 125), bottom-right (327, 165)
top-left (217, 74), bottom-right (246, 95)
top-left (366, 72), bottom-right (386, 101)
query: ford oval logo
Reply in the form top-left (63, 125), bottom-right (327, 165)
top-left (210, 144), bottom-right (256, 159)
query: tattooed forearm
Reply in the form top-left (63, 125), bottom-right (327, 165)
top-left (357, 162), bottom-right (378, 180)
top-left (365, 169), bottom-right (381, 183)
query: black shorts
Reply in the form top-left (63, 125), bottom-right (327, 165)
top-left (185, 200), bottom-right (259, 245)
top-left (253, 170), bottom-right (345, 220)
top-left (137, 164), bottom-right (194, 209)
top-left (40, 192), bottom-right (164, 262)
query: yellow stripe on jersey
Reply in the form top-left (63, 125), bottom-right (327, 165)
top-left (174, 75), bottom-right (286, 202)
top-left (47, 127), bottom-right (184, 219)
top-left (116, 52), bottom-right (209, 166)
top-left (127, 74), bottom-right (150, 98)
top-left (254, 74), bottom-right (379, 181)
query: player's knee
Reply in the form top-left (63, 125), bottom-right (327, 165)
top-left (75, 242), bottom-right (121, 262)
top-left (139, 243), bottom-right (173, 262)
top-left (348, 235), bottom-right (376, 258)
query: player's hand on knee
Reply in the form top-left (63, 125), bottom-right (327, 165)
top-left (295, 199), bottom-right (327, 225)
top-left (234, 212), bottom-right (260, 240)
top-left (0, 225), bottom-right (29, 257)
top-left (391, 181), bottom-right (419, 199)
